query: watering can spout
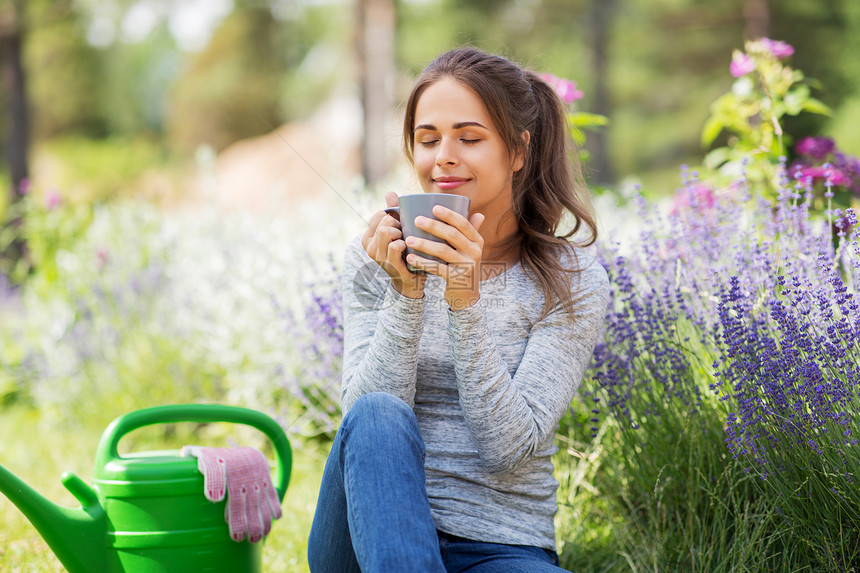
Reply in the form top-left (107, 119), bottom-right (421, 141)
top-left (0, 463), bottom-right (108, 573)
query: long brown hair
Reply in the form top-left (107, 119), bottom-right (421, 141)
top-left (403, 47), bottom-right (598, 320)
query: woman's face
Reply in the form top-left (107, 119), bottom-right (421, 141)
top-left (412, 78), bottom-right (523, 218)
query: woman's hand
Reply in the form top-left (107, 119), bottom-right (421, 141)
top-left (361, 191), bottom-right (426, 299)
top-left (404, 205), bottom-right (486, 311)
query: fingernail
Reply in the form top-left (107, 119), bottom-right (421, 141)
top-left (405, 236), bottom-right (416, 245)
top-left (415, 216), bottom-right (426, 225)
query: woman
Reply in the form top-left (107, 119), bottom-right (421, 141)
top-left (308, 47), bottom-right (610, 572)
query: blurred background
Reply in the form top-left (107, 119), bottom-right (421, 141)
top-left (2, 0), bottom-right (859, 218)
top-left (2, 2), bottom-right (860, 569)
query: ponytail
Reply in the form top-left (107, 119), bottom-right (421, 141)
top-left (513, 71), bottom-right (598, 320)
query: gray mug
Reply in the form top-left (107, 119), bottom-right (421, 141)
top-left (384, 193), bottom-right (471, 271)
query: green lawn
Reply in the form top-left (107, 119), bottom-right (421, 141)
top-left (0, 405), bottom-right (327, 572)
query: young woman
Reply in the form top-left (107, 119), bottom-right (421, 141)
top-left (308, 47), bottom-right (610, 572)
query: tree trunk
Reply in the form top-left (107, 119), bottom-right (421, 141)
top-left (586, 0), bottom-right (616, 187)
top-left (355, 0), bottom-right (395, 189)
top-left (743, 0), bottom-right (770, 40)
top-left (0, 1), bottom-right (30, 274)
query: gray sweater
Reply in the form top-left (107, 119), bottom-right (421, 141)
top-left (340, 235), bottom-right (610, 550)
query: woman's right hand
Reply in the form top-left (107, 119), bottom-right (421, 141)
top-left (361, 191), bottom-right (426, 299)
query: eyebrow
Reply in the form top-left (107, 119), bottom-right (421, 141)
top-left (414, 121), bottom-right (487, 131)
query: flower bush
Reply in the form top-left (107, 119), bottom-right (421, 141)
top-left (790, 135), bottom-right (860, 214)
top-left (275, 255), bottom-right (344, 439)
top-left (701, 37), bottom-right (831, 194)
top-left (572, 159), bottom-right (860, 569)
top-left (0, 178), bottom-right (94, 284)
top-left (541, 72), bottom-right (608, 161)
top-left (2, 194), bottom-right (364, 435)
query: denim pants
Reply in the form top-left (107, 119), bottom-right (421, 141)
top-left (307, 392), bottom-right (568, 572)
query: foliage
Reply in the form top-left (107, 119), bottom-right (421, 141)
top-left (165, 4), bottom-right (348, 154)
top-left (716, 210), bottom-right (860, 568)
top-left (0, 194), bottom-right (363, 433)
top-left (540, 72), bottom-right (609, 176)
top-left (165, 7), bottom-right (284, 153)
top-left (701, 37), bottom-right (831, 194)
top-left (275, 263), bottom-right (344, 439)
top-left (37, 135), bottom-right (170, 203)
top-left (0, 178), bottom-right (93, 283)
top-left (23, 0), bottom-right (106, 138)
top-left (97, 25), bottom-right (182, 135)
top-left (566, 160), bottom-right (860, 569)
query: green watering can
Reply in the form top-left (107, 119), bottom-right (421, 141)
top-left (0, 404), bottom-right (292, 573)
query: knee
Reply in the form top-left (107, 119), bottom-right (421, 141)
top-left (348, 392), bottom-right (414, 423)
top-left (343, 392), bottom-right (421, 444)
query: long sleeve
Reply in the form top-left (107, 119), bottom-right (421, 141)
top-left (337, 235), bottom-right (611, 551)
top-left (340, 237), bottom-right (426, 412)
top-left (448, 251), bottom-right (610, 473)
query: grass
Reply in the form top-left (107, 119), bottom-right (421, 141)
top-left (0, 404), bottom-right (327, 573)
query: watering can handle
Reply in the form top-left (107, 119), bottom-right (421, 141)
top-left (94, 405), bottom-right (292, 502)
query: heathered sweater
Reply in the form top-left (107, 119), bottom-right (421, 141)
top-left (340, 235), bottom-right (610, 551)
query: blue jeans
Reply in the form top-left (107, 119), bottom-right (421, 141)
top-left (307, 392), bottom-right (568, 572)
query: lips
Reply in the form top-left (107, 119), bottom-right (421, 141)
top-left (433, 176), bottom-right (470, 190)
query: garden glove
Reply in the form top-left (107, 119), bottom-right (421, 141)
top-left (181, 445), bottom-right (282, 542)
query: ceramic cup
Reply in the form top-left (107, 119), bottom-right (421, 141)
top-left (384, 193), bottom-right (471, 272)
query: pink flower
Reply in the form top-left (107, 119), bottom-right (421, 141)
top-left (540, 73), bottom-right (584, 104)
top-left (826, 169), bottom-right (848, 187)
top-left (798, 166), bottom-right (848, 187)
top-left (96, 247), bottom-right (109, 269)
top-left (760, 38), bottom-right (794, 59)
top-left (44, 189), bottom-right (62, 210)
top-left (730, 51), bottom-right (755, 78)
top-left (795, 136), bottom-right (835, 161)
top-left (670, 183), bottom-right (716, 216)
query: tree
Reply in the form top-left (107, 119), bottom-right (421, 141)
top-left (166, 7), bottom-right (284, 153)
top-left (0, 0), bottom-right (30, 272)
top-left (586, 0), bottom-right (617, 186)
top-left (355, 0), bottom-right (396, 188)
top-left (743, 0), bottom-right (770, 39)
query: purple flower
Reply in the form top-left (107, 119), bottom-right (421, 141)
top-left (761, 38), bottom-right (794, 59)
top-left (795, 136), bottom-right (835, 161)
top-left (18, 178), bottom-right (31, 195)
top-left (540, 73), bottom-right (584, 104)
top-left (730, 51), bottom-right (755, 78)
top-left (582, 155), bottom-right (860, 555)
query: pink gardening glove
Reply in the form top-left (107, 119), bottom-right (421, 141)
top-left (181, 446), bottom-right (282, 542)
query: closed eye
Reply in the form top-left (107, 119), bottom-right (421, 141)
top-left (461, 139), bottom-right (480, 145)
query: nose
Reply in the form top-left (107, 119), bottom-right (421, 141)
top-left (435, 138), bottom-right (458, 167)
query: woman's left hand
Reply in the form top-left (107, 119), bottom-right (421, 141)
top-left (404, 205), bottom-right (486, 311)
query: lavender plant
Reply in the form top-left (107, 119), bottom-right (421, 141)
top-left (714, 206), bottom-right (860, 568)
top-left (577, 162), bottom-right (860, 569)
top-left (275, 259), bottom-right (344, 439)
top-left (6, 193), bottom-right (366, 435)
